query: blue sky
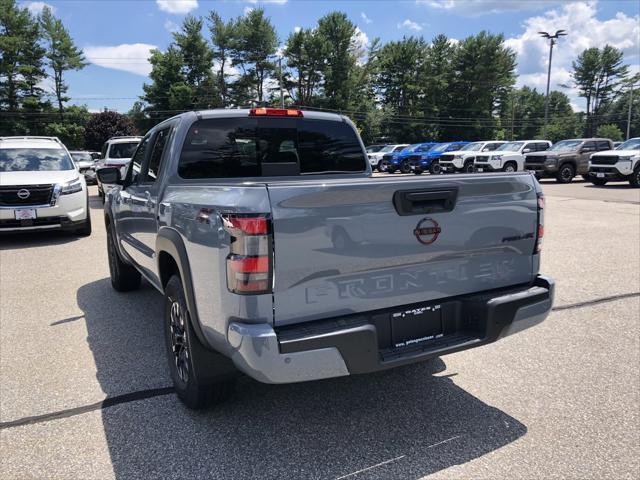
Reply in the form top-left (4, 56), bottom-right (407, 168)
top-left (22, 0), bottom-right (640, 113)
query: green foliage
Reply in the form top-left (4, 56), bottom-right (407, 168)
top-left (596, 123), bottom-right (624, 141)
top-left (231, 8), bottom-right (278, 104)
top-left (283, 27), bottom-right (327, 105)
top-left (208, 11), bottom-right (236, 105)
top-left (44, 122), bottom-right (85, 149)
top-left (538, 114), bottom-right (582, 143)
top-left (84, 111), bottom-right (135, 151)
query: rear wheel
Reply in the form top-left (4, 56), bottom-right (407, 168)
top-left (555, 163), bottom-right (575, 184)
top-left (399, 160), bottom-right (411, 174)
top-left (429, 162), bottom-right (442, 175)
top-left (589, 178), bottom-right (608, 186)
top-left (106, 223), bottom-right (141, 292)
top-left (630, 165), bottom-right (640, 188)
top-left (502, 162), bottom-right (517, 173)
top-left (164, 275), bottom-right (236, 409)
top-left (378, 160), bottom-right (389, 172)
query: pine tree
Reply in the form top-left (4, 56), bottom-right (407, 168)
top-left (40, 6), bottom-right (86, 119)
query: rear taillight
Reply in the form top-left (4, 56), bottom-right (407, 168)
top-left (535, 193), bottom-right (544, 253)
top-left (222, 214), bottom-right (272, 294)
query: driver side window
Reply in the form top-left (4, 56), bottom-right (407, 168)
top-left (125, 136), bottom-right (151, 184)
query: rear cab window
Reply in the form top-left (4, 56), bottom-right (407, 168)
top-left (178, 117), bottom-right (366, 179)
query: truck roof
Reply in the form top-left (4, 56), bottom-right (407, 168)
top-left (193, 108), bottom-right (347, 123)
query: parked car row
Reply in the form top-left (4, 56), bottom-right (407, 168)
top-left (367, 136), bottom-right (640, 187)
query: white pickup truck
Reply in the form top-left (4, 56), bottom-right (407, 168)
top-left (475, 140), bottom-right (552, 173)
top-left (588, 137), bottom-right (640, 187)
top-left (440, 141), bottom-right (505, 173)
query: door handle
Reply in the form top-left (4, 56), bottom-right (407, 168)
top-left (393, 187), bottom-right (459, 216)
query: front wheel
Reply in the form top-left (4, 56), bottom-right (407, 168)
top-left (502, 162), bottom-right (517, 173)
top-left (378, 160), bottom-right (389, 172)
top-left (429, 162), bottom-right (442, 175)
top-left (555, 163), bottom-right (575, 184)
top-left (75, 207), bottom-right (92, 237)
top-left (463, 162), bottom-right (475, 173)
top-left (399, 160), bottom-right (411, 174)
top-left (107, 223), bottom-right (141, 292)
top-left (630, 165), bottom-right (640, 188)
top-left (164, 275), bottom-right (236, 409)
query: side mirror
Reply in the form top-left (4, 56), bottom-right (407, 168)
top-left (96, 167), bottom-right (121, 185)
top-left (523, 148), bottom-right (531, 153)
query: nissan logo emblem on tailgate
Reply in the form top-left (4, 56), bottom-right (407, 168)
top-left (17, 189), bottom-right (31, 200)
top-left (414, 218), bottom-right (441, 245)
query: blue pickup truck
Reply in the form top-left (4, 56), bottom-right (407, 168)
top-left (379, 143), bottom-right (436, 173)
top-left (97, 108), bottom-right (554, 409)
top-left (409, 141), bottom-right (470, 174)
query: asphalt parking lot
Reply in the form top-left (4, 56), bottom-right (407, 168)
top-left (1, 179), bottom-right (639, 480)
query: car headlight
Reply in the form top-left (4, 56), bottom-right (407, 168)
top-left (491, 155), bottom-right (502, 160)
top-left (60, 178), bottom-right (83, 195)
top-left (618, 156), bottom-right (633, 161)
top-left (453, 155), bottom-right (463, 160)
top-left (545, 157), bottom-right (557, 165)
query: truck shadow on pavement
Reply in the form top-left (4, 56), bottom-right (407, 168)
top-left (78, 278), bottom-right (527, 480)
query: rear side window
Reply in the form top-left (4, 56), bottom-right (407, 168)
top-left (178, 117), bottom-right (366, 179)
top-left (597, 140), bottom-right (610, 150)
top-left (143, 127), bottom-right (171, 183)
top-left (482, 143), bottom-right (501, 152)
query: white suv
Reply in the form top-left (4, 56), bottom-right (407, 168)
top-left (588, 137), bottom-right (640, 188)
top-left (440, 141), bottom-right (506, 173)
top-left (0, 136), bottom-right (91, 235)
top-left (368, 144), bottom-right (409, 171)
top-left (475, 140), bottom-right (552, 173)
top-left (96, 136), bottom-right (142, 200)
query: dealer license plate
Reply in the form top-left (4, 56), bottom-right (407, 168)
top-left (596, 173), bottom-right (605, 178)
top-left (14, 209), bottom-right (37, 220)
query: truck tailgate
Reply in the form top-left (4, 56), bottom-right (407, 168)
top-left (268, 174), bottom-right (539, 326)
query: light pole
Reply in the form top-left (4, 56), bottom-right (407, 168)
top-left (538, 30), bottom-right (567, 138)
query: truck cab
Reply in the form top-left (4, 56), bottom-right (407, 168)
top-left (439, 141), bottom-right (505, 174)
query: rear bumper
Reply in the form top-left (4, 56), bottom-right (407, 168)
top-left (227, 276), bottom-right (554, 384)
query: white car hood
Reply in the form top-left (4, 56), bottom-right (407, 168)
top-left (593, 149), bottom-right (638, 157)
top-left (0, 169), bottom-right (80, 187)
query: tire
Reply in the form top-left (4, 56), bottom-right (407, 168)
top-left (399, 160), bottom-right (411, 174)
top-left (589, 178), bottom-right (608, 186)
top-left (378, 160), bottom-right (389, 172)
top-left (429, 162), bottom-right (442, 175)
top-left (630, 165), bottom-right (640, 188)
top-left (106, 223), bottom-right (141, 292)
top-left (502, 162), bottom-right (517, 173)
top-left (75, 200), bottom-right (92, 236)
top-left (164, 275), bottom-right (236, 409)
top-left (463, 162), bottom-right (475, 173)
top-left (332, 228), bottom-right (354, 250)
top-left (555, 163), bottom-right (575, 184)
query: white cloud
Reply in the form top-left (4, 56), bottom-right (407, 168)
top-left (22, 1), bottom-right (55, 14)
top-left (244, 6), bottom-right (254, 16)
top-left (83, 43), bottom-right (158, 77)
top-left (361, 12), bottom-right (373, 24)
top-left (417, 0), bottom-right (566, 16)
top-left (164, 20), bottom-right (179, 33)
top-left (397, 19), bottom-right (423, 31)
top-left (246, 0), bottom-right (288, 4)
top-left (505, 2), bottom-right (639, 109)
top-left (156, 0), bottom-right (198, 15)
top-left (293, 26), bottom-right (301, 33)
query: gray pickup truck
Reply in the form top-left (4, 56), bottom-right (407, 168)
top-left (98, 108), bottom-right (554, 409)
top-left (524, 138), bottom-right (613, 183)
